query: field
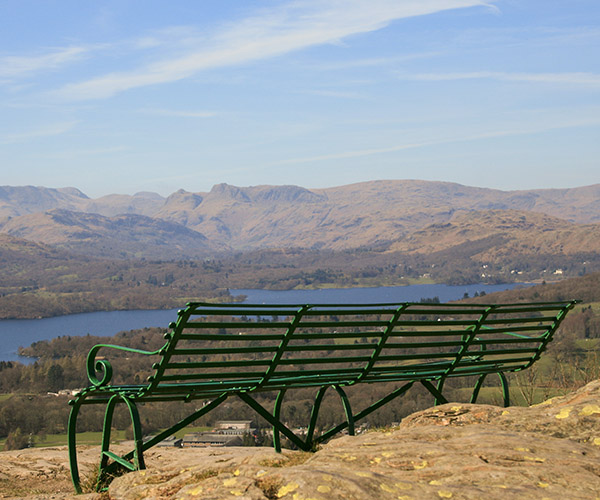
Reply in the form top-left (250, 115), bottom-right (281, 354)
top-left (1, 425), bottom-right (213, 450)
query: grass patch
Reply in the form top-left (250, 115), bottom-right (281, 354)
top-left (28, 426), bottom-right (212, 448)
top-left (33, 430), bottom-right (128, 448)
top-left (451, 384), bottom-right (569, 407)
top-left (575, 338), bottom-right (600, 350)
top-left (0, 394), bottom-right (13, 402)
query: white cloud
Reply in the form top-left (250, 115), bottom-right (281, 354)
top-left (304, 89), bottom-right (368, 99)
top-left (311, 52), bottom-right (443, 71)
top-left (37, 146), bottom-right (128, 160)
top-left (276, 109), bottom-right (600, 165)
top-left (138, 108), bottom-right (217, 118)
top-left (0, 47), bottom-right (88, 80)
top-left (400, 71), bottom-right (600, 87)
top-left (1, 121), bottom-right (78, 144)
top-left (50, 0), bottom-right (491, 101)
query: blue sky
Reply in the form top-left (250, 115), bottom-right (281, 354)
top-left (1, 0), bottom-right (599, 198)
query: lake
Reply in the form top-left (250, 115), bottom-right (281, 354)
top-left (0, 282), bottom-right (531, 362)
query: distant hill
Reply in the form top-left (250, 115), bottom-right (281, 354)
top-left (1, 180), bottom-right (600, 258)
top-left (154, 181), bottom-right (600, 250)
top-left (0, 209), bottom-right (223, 259)
top-left (0, 185), bottom-right (90, 217)
top-left (387, 209), bottom-right (600, 257)
top-left (0, 185), bottom-right (166, 218)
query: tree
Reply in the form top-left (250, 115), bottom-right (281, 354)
top-left (4, 428), bottom-right (29, 450)
top-left (47, 364), bottom-right (65, 392)
top-left (241, 432), bottom-right (256, 447)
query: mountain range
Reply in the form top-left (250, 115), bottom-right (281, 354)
top-left (1, 181), bottom-right (599, 259)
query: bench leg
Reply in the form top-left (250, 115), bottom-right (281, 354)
top-left (471, 374), bottom-right (487, 404)
top-left (304, 385), bottom-right (355, 450)
top-left (498, 372), bottom-right (510, 407)
top-left (273, 389), bottom-right (287, 453)
top-left (67, 397), bottom-right (85, 494)
top-left (334, 385), bottom-right (355, 437)
top-left (237, 391), bottom-right (310, 451)
top-left (420, 379), bottom-right (449, 405)
top-left (97, 394), bottom-right (145, 490)
top-left (436, 377), bottom-right (447, 406)
top-left (471, 372), bottom-right (510, 407)
top-left (305, 386), bottom-right (328, 449)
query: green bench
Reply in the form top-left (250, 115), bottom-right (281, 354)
top-left (68, 300), bottom-right (576, 492)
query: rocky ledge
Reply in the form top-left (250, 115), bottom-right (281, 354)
top-left (2, 380), bottom-right (600, 499)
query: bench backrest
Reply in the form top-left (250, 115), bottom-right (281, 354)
top-left (143, 301), bottom-right (575, 400)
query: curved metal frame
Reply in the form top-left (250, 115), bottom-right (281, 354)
top-left (470, 371), bottom-right (510, 407)
top-left (67, 396), bottom-right (85, 494)
top-left (68, 393), bottom-right (145, 493)
top-left (268, 384), bottom-right (355, 452)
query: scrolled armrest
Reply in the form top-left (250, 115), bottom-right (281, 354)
top-left (86, 343), bottom-right (160, 387)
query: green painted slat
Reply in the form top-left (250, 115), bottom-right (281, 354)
top-left (165, 359), bottom-right (270, 370)
top-left (171, 346), bottom-right (278, 355)
top-left (482, 316), bottom-right (558, 324)
top-left (158, 370), bottom-right (265, 379)
top-left (385, 340), bottom-right (465, 348)
top-left (156, 374), bottom-right (259, 383)
top-left (368, 364), bottom-right (452, 373)
top-left (387, 330), bottom-right (475, 337)
top-left (181, 321), bottom-right (292, 329)
top-left (489, 306), bottom-right (569, 313)
top-left (294, 320), bottom-right (390, 328)
top-left (472, 326), bottom-right (548, 334)
top-left (454, 356), bottom-right (533, 367)
top-left (186, 308), bottom-right (303, 316)
top-left (284, 344), bottom-right (377, 351)
top-left (449, 365), bottom-right (526, 375)
top-left (463, 347), bottom-right (539, 356)
top-left (293, 331), bottom-right (382, 339)
top-left (276, 356), bottom-right (371, 365)
top-left (472, 337), bottom-right (542, 344)
top-left (378, 352), bottom-right (462, 361)
top-left (180, 333), bottom-right (285, 341)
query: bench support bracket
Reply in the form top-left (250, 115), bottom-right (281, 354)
top-left (471, 372), bottom-right (510, 407)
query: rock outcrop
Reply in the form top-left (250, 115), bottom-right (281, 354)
top-left (2, 380), bottom-right (600, 499)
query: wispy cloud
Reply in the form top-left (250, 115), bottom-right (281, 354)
top-left (50, 0), bottom-right (491, 101)
top-left (138, 108), bottom-right (217, 118)
top-left (37, 146), bottom-right (128, 160)
top-left (399, 71), bottom-right (600, 87)
top-left (1, 121), bottom-right (78, 144)
top-left (276, 112), bottom-right (600, 165)
top-left (304, 89), bottom-right (368, 99)
top-left (311, 52), bottom-right (444, 71)
top-left (0, 47), bottom-right (88, 80)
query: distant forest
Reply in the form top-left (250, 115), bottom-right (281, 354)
top-left (2, 240), bottom-right (597, 319)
